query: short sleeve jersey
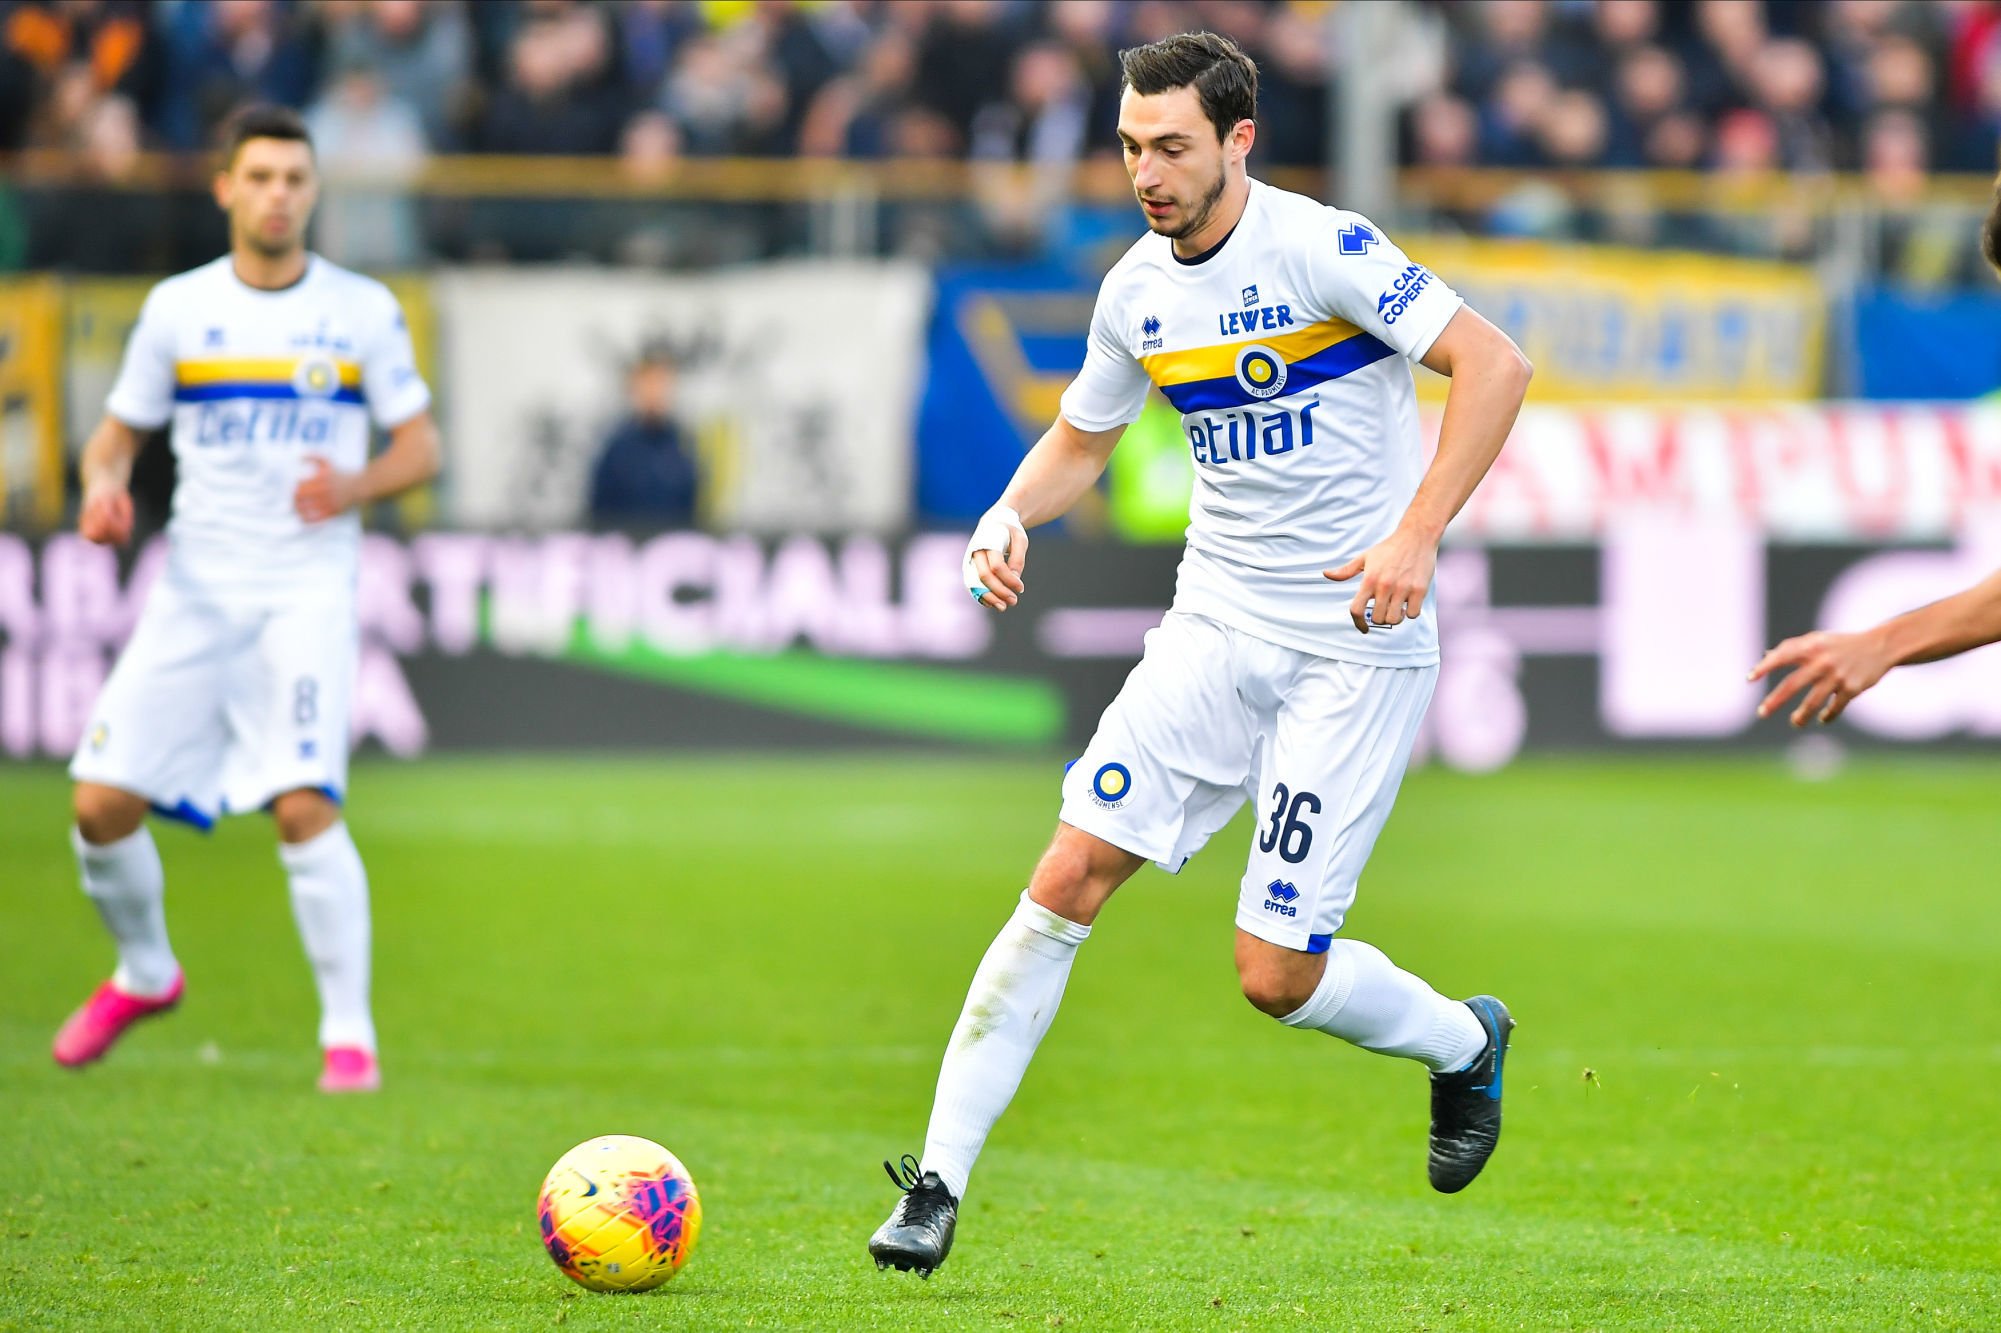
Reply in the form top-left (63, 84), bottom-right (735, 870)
top-left (1059, 179), bottom-right (1463, 665)
top-left (106, 254), bottom-right (431, 602)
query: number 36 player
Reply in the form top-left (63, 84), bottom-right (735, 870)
top-left (53, 107), bottom-right (439, 1093)
top-left (871, 33), bottom-right (1533, 1275)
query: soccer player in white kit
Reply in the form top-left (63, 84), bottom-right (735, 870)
top-left (53, 107), bottom-right (440, 1093)
top-left (870, 34), bottom-right (1534, 1275)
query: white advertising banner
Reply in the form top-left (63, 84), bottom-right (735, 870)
top-left (433, 262), bottom-right (930, 533)
top-left (1440, 403), bottom-right (2001, 543)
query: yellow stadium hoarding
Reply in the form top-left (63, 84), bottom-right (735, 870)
top-left (0, 277), bottom-right (64, 529)
top-left (1404, 237), bottom-right (1825, 402)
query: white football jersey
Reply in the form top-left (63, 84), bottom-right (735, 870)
top-left (1060, 178), bottom-right (1464, 665)
top-left (105, 254), bottom-right (431, 602)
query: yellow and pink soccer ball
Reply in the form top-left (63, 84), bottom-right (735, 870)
top-left (537, 1134), bottom-right (701, 1292)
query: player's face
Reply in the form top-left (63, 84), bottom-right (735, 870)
top-left (215, 138), bottom-right (318, 260)
top-left (1118, 86), bottom-right (1248, 241)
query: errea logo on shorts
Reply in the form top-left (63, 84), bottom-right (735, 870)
top-left (1264, 879), bottom-right (1299, 918)
top-left (1090, 763), bottom-right (1132, 808)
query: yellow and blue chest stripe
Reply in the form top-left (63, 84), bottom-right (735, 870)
top-left (1140, 318), bottom-right (1393, 414)
top-left (173, 356), bottom-right (365, 406)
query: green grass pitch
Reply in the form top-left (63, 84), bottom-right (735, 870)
top-left (3, 754), bottom-right (1998, 1330)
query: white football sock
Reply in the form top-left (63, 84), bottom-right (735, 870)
top-left (279, 822), bottom-right (376, 1053)
top-left (920, 890), bottom-right (1092, 1200)
top-left (73, 824), bottom-right (179, 997)
top-left (1279, 938), bottom-right (1486, 1073)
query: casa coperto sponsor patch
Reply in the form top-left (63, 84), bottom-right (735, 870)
top-left (1377, 264), bottom-right (1435, 326)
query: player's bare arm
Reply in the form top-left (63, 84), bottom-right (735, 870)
top-left (1324, 307), bottom-right (1530, 633)
top-left (1750, 567), bottom-right (2001, 726)
top-left (294, 410), bottom-right (442, 524)
top-left (964, 416), bottom-right (1124, 611)
top-left (76, 415), bottom-right (147, 547)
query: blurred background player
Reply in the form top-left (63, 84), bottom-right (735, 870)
top-left (588, 339), bottom-right (699, 529)
top-left (55, 105), bottom-right (440, 1094)
top-left (1748, 176), bottom-right (2001, 726)
top-left (869, 32), bottom-right (1532, 1279)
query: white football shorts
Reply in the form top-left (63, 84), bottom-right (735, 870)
top-left (1058, 611), bottom-right (1436, 954)
top-left (70, 574), bottom-right (357, 828)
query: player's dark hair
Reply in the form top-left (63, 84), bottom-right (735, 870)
top-left (1118, 31), bottom-right (1258, 142)
top-left (1983, 174), bottom-right (2001, 279)
top-left (220, 104), bottom-right (313, 167)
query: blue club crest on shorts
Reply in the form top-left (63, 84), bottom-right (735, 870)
top-left (1091, 762), bottom-right (1132, 805)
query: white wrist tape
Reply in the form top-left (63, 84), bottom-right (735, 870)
top-left (963, 504), bottom-right (1023, 600)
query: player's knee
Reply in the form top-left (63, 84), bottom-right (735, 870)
top-left (1027, 842), bottom-right (1102, 922)
top-left (271, 789), bottom-right (340, 845)
top-left (1236, 944), bottom-right (1324, 1019)
top-left (73, 783), bottom-right (145, 845)
top-left (1027, 831), bottom-right (1137, 926)
top-left (1239, 968), bottom-right (1316, 1018)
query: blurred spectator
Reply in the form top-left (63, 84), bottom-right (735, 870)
top-left (1644, 108), bottom-right (1708, 168)
top-left (1454, 0), bottom-right (1555, 104)
top-left (305, 62), bottom-right (428, 267)
top-left (1, 0), bottom-right (157, 151)
top-left (1255, 3), bottom-right (1332, 166)
top-left (321, 0), bottom-right (473, 150)
top-left (620, 106), bottom-right (683, 183)
top-left (1713, 105), bottom-right (1781, 173)
top-left (156, 0), bottom-right (317, 149)
top-left (748, 0), bottom-right (849, 145)
top-left (1865, 104), bottom-right (1931, 203)
top-left (912, 0), bottom-right (1021, 141)
top-left (1482, 61), bottom-right (1560, 166)
top-left (1708, 104), bottom-right (1820, 258)
top-left (971, 39), bottom-right (1091, 252)
top-left (970, 41), bottom-right (1088, 168)
top-left (1594, 0), bottom-right (1661, 55)
top-left (1046, 0), bottom-right (1122, 152)
top-left (1607, 45), bottom-right (1687, 165)
top-left (1750, 38), bottom-right (1836, 171)
top-left (25, 88), bottom-right (172, 271)
top-left (1683, 0), bottom-right (1767, 116)
top-left (1539, 89), bottom-right (1612, 168)
top-left (479, 9), bottom-right (623, 154)
top-left (797, 26), bottom-right (916, 159)
top-left (590, 343), bottom-right (698, 530)
top-left (1864, 105), bottom-right (1975, 285)
top-left (660, 28), bottom-right (790, 156)
top-left (611, 109), bottom-right (688, 265)
top-left (1409, 92), bottom-right (1481, 168)
top-left (616, 0), bottom-right (702, 100)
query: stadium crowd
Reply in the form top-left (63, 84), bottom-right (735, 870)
top-left (5, 0), bottom-right (1999, 172)
top-left (2, 0), bottom-right (1998, 272)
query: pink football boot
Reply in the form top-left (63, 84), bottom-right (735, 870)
top-left (52, 972), bottom-right (185, 1067)
top-left (318, 1046), bottom-right (381, 1093)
